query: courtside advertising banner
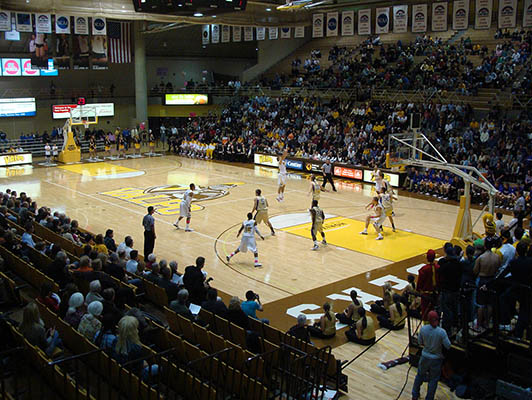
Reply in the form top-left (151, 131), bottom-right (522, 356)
top-left (52, 103), bottom-right (114, 119)
top-left (55, 15), bottom-right (71, 34)
top-left (363, 170), bottom-right (399, 187)
top-left (294, 26), bottom-right (305, 38)
top-left (412, 4), bottom-right (428, 32)
top-left (341, 11), bottom-right (354, 35)
top-left (326, 12), bottom-right (338, 37)
top-left (0, 11), bottom-right (11, 32)
top-left (232, 26), bottom-right (242, 42)
top-left (211, 24), bottom-right (219, 43)
top-left (221, 25), bottom-right (230, 42)
top-left (358, 9), bottom-right (371, 35)
top-left (285, 159), bottom-right (304, 171)
top-left (475, 0), bottom-right (493, 29)
top-left (524, 0), bottom-right (532, 27)
top-left (256, 27), bottom-right (266, 40)
top-left (35, 13), bottom-right (52, 33)
top-left (375, 7), bottom-right (390, 34)
top-left (334, 166), bottom-right (363, 180)
top-left (312, 14), bottom-right (324, 38)
top-left (202, 25), bottom-right (210, 45)
top-left (432, 2), bottom-right (448, 32)
top-left (393, 5), bottom-right (408, 33)
top-left (254, 154), bottom-right (279, 168)
top-left (74, 16), bottom-right (89, 35)
top-left (453, 0), bottom-right (470, 30)
top-left (280, 27), bottom-right (291, 38)
top-left (165, 94), bottom-right (209, 105)
top-left (498, 0), bottom-right (517, 28)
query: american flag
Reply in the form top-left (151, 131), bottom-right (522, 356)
top-left (108, 21), bottom-right (131, 63)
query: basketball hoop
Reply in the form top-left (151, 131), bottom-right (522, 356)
top-left (82, 120), bottom-right (90, 130)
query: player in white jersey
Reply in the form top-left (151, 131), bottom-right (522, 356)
top-left (359, 197), bottom-right (384, 240)
top-left (373, 168), bottom-right (385, 193)
top-left (252, 189), bottom-right (275, 236)
top-left (226, 212), bottom-right (264, 267)
top-left (308, 175), bottom-right (321, 208)
top-left (378, 187), bottom-right (397, 232)
top-left (174, 183), bottom-right (195, 231)
top-left (310, 200), bottom-right (327, 250)
top-left (44, 143), bottom-right (51, 163)
top-left (52, 144), bottom-right (59, 161)
top-left (276, 149), bottom-right (288, 202)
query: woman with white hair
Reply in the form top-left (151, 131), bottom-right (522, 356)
top-left (78, 301), bottom-right (103, 340)
top-left (64, 292), bottom-right (85, 329)
top-left (85, 280), bottom-right (103, 305)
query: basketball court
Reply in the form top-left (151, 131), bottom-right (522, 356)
top-left (1, 153), bottom-right (480, 399)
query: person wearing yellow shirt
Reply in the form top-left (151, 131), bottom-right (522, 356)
top-left (377, 294), bottom-right (407, 330)
top-left (345, 308), bottom-right (376, 345)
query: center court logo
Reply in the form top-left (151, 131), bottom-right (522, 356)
top-left (101, 183), bottom-right (241, 215)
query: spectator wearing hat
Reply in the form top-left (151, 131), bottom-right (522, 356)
top-left (417, 250), bottom-right (440, 323)
top-left (78, 301), bottom-right (103, 340)
top-left (411, 311), bottom-right (451, 400)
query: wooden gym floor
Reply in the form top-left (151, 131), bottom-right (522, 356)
top-left (1, 154), bottom-right (491, 399)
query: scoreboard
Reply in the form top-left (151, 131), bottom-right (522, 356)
top-left (132, 0), bottom-right (247, 16)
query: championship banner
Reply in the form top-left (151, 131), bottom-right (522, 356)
top-left (92, 17), bottom-right (106, 35)
top-left (326, 12), bottom-right (338, 36)
top-left (475, 0), bottom-right (493, 29)
top-left (268, 27), bottom-right (278, 40)
top-left (211, 24), bottom-right (219, 43)
top-left (312, 14), bottom-right (324, 37)
top-left (524, 0), bottom-right (532, 27)
top-left (431, 2), bottom-right (448, 32)
top-left (55, 15), bottom-right (71, 34)
top-left (498, 0), bottom-right (517, 28)
top-left (393, 5), bottom-right (408, 33)
top-left (15, 13), bottom-right (32, 32)
top-left (0, 11), bottom-right (11, 32)
top-left (453, 0), bottom-right (470, 30)
top-left (341, 11), bottom-right (354, 35)
top-left (74, 16), bottom-right (89, 34)
top-left (412, 4), bottom-right (428, 32)
top-left (280, 27), bottom-right (291, 38)
top-left (232, 26), bottom-right (241, 42)
top-left (294, 26), bottom-right (305, 38)
top-left (375, 7), bottom-right (390, 34)
top-left (244, 26), bottom-right (253, 41)
top-left (55, 34), bottom-right (71, 69)
top-left (358, 9), bottom-right (371, 35)
top-left (221, 25), bottom-right (230, 42)
top-left (256, 27), bottom-right (265, 40)
top-left (202, 25), bottom-right (210, 45)
top-left (72, 34), bottom-right (89, 69)
top-left (35, 13), bottom-right (52, 33)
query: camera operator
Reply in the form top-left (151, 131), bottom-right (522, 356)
top-left (241, 290), bottom-right (269, 324)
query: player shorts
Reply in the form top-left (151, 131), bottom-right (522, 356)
top-left (384, 208), bottom-right (393, 217)
top-left (311, 222), bottom-right (324, 236)
top-left (376, 213), bottom-right (386, 226)
top-left (312, 193), bottom-right (320, 201)
top-left (255, 210), bottom-right (269, 224)
top-left (180, 202), bottom-right (191, 218)
top-left (278, 173), bottom-right (287, 186)
top-left (238, 236), bottom-right (257, 253)
top-left (135, 143), bottom-right (141, 149)
top-left (104, 146), bottom-right (110, 151)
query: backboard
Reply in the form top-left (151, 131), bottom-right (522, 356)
top-left (69, 105), bottom-right (98, 127)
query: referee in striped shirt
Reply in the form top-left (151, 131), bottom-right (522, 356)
top-left (321, 159), bottom-right (337, 192)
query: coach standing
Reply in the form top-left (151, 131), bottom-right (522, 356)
top-left (143, 206), bottom-right (156, 258)
top-left (321, 159), bottom-right (337, 192)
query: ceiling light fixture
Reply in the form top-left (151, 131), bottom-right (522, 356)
top-left (193, 12), bottom-right (204, 17)
top-left (212, 15), bottom-right (217, 18)
top-left (266, 8), bottom-right (271, 11)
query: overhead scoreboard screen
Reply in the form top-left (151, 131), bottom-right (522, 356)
top-left (132, 0), bottom-right (247, 16)
top-left (165, 94), bottom-right (209, 105)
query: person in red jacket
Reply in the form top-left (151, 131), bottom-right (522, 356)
top-left (417, 249), bottom-right (440, 323)
top-left (37, 282), bottom-right (60, 313)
